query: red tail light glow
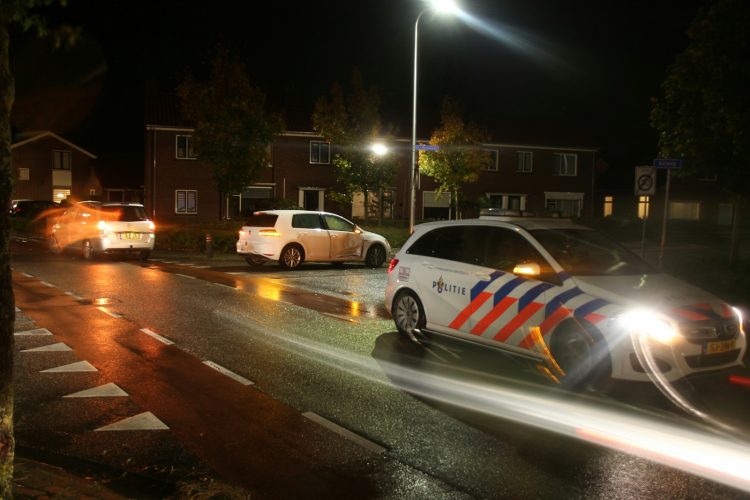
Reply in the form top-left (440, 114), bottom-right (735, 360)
top-left (388, 258), bottom-right (399, 273)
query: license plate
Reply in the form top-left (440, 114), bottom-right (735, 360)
top-left (120, 232), bottom-right (137, 240)
top-left (703, 339), bottom-right (735, 354)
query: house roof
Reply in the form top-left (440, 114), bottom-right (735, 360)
top-left (11, 131), bottom-right (98, 159)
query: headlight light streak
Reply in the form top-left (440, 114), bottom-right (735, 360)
top-left (214, 308), bottom-right (750, 492)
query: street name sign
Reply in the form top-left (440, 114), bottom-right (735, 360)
top-left (415, 144), bottom-right (440, 151)
top-left (653, 158), bottom-right (683, 169)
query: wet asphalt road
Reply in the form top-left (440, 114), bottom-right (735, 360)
top-left (10, 240), bottom-right (750, 498)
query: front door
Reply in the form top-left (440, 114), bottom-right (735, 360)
top-left (322, 214), bottom-right (361, 259)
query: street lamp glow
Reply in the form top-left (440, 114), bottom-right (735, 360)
top-left (410, 2), bottom-right (462, 233)
top-left (371, 143), bottom-right (388, 157)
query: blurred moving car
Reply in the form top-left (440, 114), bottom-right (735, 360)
top-left (385, 209), bottom-right (747, 388)
top-left (49, 201), bottom-right (155, 260)
top-left (236, 209), bottom-right (391, 269)
top-left (9, 199), bottom-right (62, 237)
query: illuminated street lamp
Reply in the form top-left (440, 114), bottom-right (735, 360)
top-left (410, 0), bottom-right (461, 233)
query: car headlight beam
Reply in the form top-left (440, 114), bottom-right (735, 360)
top-left (618, 309), bottom-right (680, 345)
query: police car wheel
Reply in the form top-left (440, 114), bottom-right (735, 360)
top-left (393, 291), bottom-right (425, 337)
top-left (365, 245), bottom-right (386, 268)
top-left (280, 245), bottom-right (303, 269)
top-left (549, 324), bottom-right (610, 390)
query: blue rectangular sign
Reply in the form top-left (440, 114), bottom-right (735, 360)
top-left (415, 144), bottom-right (440, 151)
top-left (653, 158), bottom-right (683, 169)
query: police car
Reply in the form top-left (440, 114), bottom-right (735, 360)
top-left (384, 210), bottom-right (747, 386)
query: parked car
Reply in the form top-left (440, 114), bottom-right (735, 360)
top-left (236, 209), bottom-right (391, 269)
top-left (384, 210), bottom-right (746, 388)
top-left (49, 201), bottom-right (155, 260)
top-left (9, 199), bottom-right (62, 237)
top-left (9, 199), bottom-right (60, 218)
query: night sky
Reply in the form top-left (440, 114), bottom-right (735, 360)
top-left (10, 0), bottom-right (707, 183)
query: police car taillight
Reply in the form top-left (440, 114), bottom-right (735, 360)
top-left (388, 258), bottom-right (399, 273)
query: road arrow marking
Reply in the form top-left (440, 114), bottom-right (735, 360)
top-left (21, 342), bottom-right (72, 352)
top-left (95, 412), bottom-right (169, 431)
top-left (41, 361), bottom-right (98, 373)
top-left (64, 383), bottom-right (129, 398)
top-left (15, 328), bottom-right (53, 336)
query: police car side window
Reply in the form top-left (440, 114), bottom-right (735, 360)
top-left (407, 226), bottom-right (465, 261)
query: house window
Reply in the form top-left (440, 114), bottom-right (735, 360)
top-left (176, 135), bottom-right (196, 159)
top-left (638, 196), bottom-right (650, 219)
top-left (53, 189), bottom-right (70, 202)
top-left (52, 150), bottom-right (72, 170)
top-left (669, 201), bottom-right (700, 221)
top-left (18, 167), bottom-right (29, 181)
top-left (484, 149), bottom-right (498, 171)
top-left (175, 190), bottom-right (198, 214)
top-left (516, 151), bottom-right (532, 173)
top-left (603, 195), bottom-right (613, 217)
top-left (553, 153), bottom-right (577, 176)
top-left (310, 141), bottom-right (330, 164)
top-left (486, 193), bottom-right (527, 211)
top-left (545, 191), bottom-right (583, 217)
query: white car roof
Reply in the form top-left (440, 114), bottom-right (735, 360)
top-left (414, 216), bottom-right (589, 232)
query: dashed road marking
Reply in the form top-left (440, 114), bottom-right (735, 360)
top-left (226, 272), bottom-right (246, 275)
top-left (21, 342), bottom-right (73, 353)
top-left (15, 328), bottom-right (53, 336)
top-left (98, 307), bottom-right (122, 318)
top-left (302, 412), bottom-right (387, 454)
top-left (41, 360), bottom-right (98, 373)
top-left (203, 360), bottom-right (255, 386)
top-left (40, 281), bottom-right (55, 288)
top-left (64, 291), bottom-right (84, 301)
top-left (176, 273), bottom-right (196, 279)
top-left (95, 411), bottom-right (169, 431)
top-left (214, 283), bottom-right (236, 289)
top-left (139, 328), bottom-right (174, 345)
top-left (21, 272), bottom-right (34, 278)
top-left (15, 306), bottom-right (21, 312)
top-left (193, 265), bottom-right (211, 269)
top-left (64, 383), bottom-right (129, 398)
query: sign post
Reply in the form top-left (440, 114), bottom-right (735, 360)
top-left (634, 166), bottom-right (656, 258)
top-left (653, 159), bottom-right (683, 268)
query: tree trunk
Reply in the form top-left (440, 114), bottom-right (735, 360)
top-left (0, 20), bottom-right (16, 498)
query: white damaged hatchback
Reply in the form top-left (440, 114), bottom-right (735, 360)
top-left (385, 213), bottom-right (747, 387)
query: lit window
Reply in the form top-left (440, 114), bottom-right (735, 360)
top-left (18, 167), bottom-right (29, 181)
top-left (603, 195), bottom-right (613, 217)
top-left (176, 135), bottom-right (197, 159)
top-left (52, 150), bottom-right (71, 170)
top-left (516, 151), bottom-right (532, 173)
top-left (669, 201), bottom-right (700, 221)
top-left (553, 153), bottom-right (577, 176)
top-left (485, 149), bottom-right (498, 171)
top-left (310, 141), bottom-right (330, 164)
top-left (638, 196), bottom-right (650, 219)
top-left (175, 190), bottom-right (197, 214)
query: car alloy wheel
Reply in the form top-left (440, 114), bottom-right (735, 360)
top-left (82, 240), bottom-right (95, 260)
top-left (366, 245), bottom-right (386, 268)
top-left (280, 245), bottom-right (303, 269)
top-left (393, 291), bottom-right (425, 336)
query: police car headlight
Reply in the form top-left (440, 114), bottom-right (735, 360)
top-left (618, 309), bottom-right (680, 345)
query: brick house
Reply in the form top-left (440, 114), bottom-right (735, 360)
top-left (11, 131), bottom-right (101, 203)
top-left (144, 121), bottom-right (600, 225)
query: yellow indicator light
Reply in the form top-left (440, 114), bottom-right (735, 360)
top-left (513, 262), bottom-right (540, 277)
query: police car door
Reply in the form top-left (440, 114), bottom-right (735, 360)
top-left (410, 225), bottom-right (484, 337)
top-left (462, 226), bottom-right (562, 355)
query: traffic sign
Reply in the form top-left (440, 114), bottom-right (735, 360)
top-left (635, 166), bottom-right (657, 196)
top-left (653, 158), bottom-right (683, 169)
top-left (415, 144), bottom-right (440, 151)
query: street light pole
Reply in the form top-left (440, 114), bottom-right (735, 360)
top-left (409, 10), bottom-right (425, 234)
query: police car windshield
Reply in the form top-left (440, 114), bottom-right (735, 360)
top-left (530, 228), bottom-right (656, 276)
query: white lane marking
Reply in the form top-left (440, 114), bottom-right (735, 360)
top-left (98, 307), bottom-right (122, 318)
top-left (193, 265), bottom-right (211, 269)
top-left (40, 281), bottom-right (55, 288)
top-left (41, 361), bottom-right (98, 373)
top-left (226, 272), bottom-right (246, 275)
top-left (22, 272), bottom-right (34, 278)
top-left (203, 360), bottom-right (254, 386)
top-left (302, 412), bottom-right (386, 454)
top-left (175, 273), bottom-right (196, 279)
top-left (178, 263), bottom-right (196, 267)
top-left (15, 328), bottom-right (53, 336)
top-left (214, 283), bottom-right (236, 289)
top-left (15, 306), bottom-right (20, 312)
top-left (64, 291), bottom-right (84, 300)
top-left (139, 328), bottom-right (174, 345)
top-left (95, 412), bottom-right (169, 431)
top-left (21, 342), bottom-right (72, 353)
top-left (64, 383), bottom-right (128, 398)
